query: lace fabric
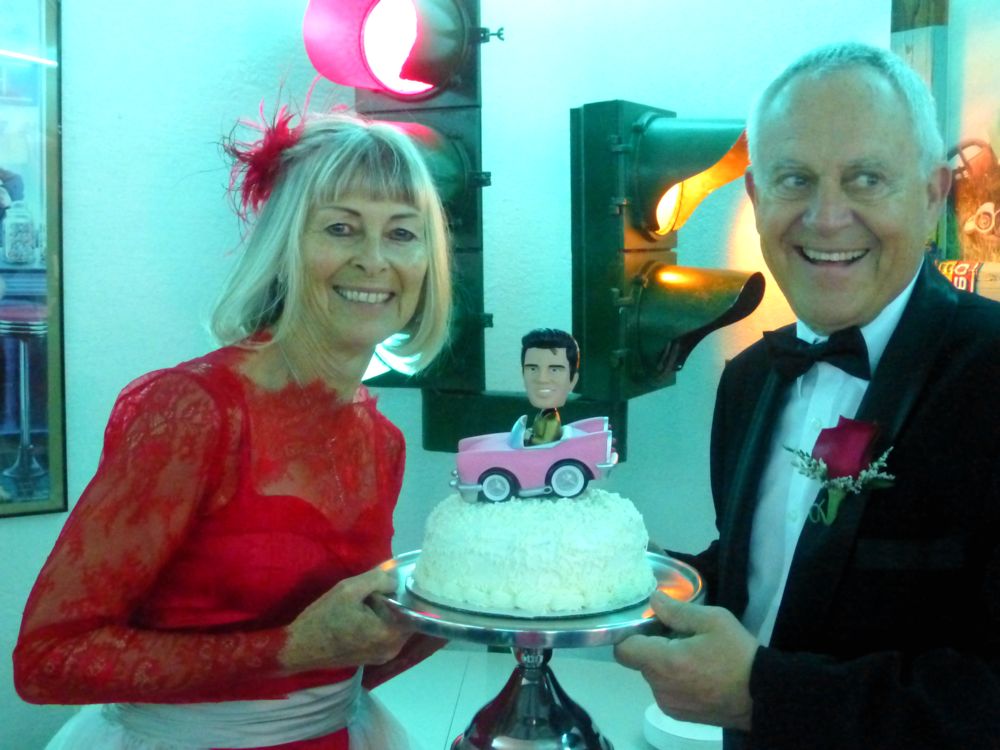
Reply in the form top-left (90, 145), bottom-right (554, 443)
top-left (14, 344), bottom-right (405, 711)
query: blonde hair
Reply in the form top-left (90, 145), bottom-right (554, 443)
top-left (212, 112), bottom-right (451, 370)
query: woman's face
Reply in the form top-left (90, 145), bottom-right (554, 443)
top-left (299, 193), bottom-right (429, 356)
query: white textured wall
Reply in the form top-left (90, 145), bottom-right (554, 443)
top-left (0, 1), bottom-right (890, 746)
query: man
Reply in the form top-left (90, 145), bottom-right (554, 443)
top-left (615, 42), bottom-right (1000, 749)
top-left (521, 328), bottom-right (580, 445)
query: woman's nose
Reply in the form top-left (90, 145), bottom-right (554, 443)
top-left (352, 235), bottom-right (388, 272)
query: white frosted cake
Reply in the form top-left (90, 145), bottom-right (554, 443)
top-left (411, 488), bottom-right (657, 616)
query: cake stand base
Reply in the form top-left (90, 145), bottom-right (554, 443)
top-left (451, 648), bottom-right (612, 749)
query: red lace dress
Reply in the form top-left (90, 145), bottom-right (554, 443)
top-left (13, 344), bottom-right (408, 749)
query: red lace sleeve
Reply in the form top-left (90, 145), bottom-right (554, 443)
top-left (13, 371), bottom-right (288, 704)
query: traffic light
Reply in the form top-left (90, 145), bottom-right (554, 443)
top-left (571, 99), bottom-right (765, 404)
top-left (304, 0), bottom-right (493, 393)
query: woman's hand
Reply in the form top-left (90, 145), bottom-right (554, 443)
top-left (280, 567), bottom-right (413, 673)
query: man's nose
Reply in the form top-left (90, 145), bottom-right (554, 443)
top-left (803, 183), bottom-right (853, 232)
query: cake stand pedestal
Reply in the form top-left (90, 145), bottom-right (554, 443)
top-left (380, 551), bottom-right (704, 749)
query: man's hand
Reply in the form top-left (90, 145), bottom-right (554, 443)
top-left (614, 591), bottom-right (757, 731)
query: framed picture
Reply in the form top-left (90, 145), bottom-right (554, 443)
top-left (0, 0), bottom-right (64, 517)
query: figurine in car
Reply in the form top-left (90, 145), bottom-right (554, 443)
top-left (450, 328), bottom-right (617, 502)
top-left (520, 328), bottom-right (579, 445)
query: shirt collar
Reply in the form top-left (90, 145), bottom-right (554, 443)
top-left (795, 259), bottom-right (922, 375)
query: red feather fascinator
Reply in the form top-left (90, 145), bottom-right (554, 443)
top-left (227, 102), bottom-right (305, 219)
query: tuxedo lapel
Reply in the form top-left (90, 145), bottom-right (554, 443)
top-left (770, 262), bottom-right (959, 646)
top-left (856, 263), bottom-right (957, 444)
top-left (717, 368), bottom-right (788, 616)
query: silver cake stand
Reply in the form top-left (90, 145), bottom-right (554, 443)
top-left (380, 550), bottom-right (704, 749)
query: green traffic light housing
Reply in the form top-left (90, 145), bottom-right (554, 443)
top-left (571, 99), bottom-right (764, 404)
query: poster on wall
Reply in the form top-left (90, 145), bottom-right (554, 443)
top-left (945, 5), bottom-right (1000, 268)
top-left (949, 138), bottom-right (1000, 262)
top-left (0, 0), bottom-right (64, 518)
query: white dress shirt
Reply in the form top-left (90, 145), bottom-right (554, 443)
top-left (741, 267), bottom-right (922, 645)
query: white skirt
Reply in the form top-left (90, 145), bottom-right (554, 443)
top-left (43, 673), bottom-right (414, 750)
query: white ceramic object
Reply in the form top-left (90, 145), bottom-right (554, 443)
top-left (643, 703), bottom-right (723, 750)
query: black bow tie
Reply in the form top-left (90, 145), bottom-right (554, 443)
top-left (763, 326), bottom-right (870, 381)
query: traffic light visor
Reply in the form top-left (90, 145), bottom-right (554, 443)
top-left (632, 117), bottom-right (748, 236)
top-left (304, 0), bottom-right (469, 97)
top-left (633, 263), bottom-right (764, 374)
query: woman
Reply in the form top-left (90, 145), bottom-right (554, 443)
top-left (13, 109), bottom-right (452, 749)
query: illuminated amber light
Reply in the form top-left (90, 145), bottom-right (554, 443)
top-left (655, 268), bottom-right (696, 286)
top-left (654, 132), bottom-right (749, 235)
top-left (656, 183), bottom-right (682, 236)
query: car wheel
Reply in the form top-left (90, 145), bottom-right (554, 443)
top-left (478, 470), bottom-right (518, 503)
top-left (547, 461), bottom-right (590, 498)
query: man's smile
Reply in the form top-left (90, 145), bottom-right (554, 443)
top-left (797, 246), bottom-right (869, 264)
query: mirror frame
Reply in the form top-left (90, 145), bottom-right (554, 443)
top-left (0, 0), bottom-right (65, 517)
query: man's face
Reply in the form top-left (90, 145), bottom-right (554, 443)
top-left (522, 347), bottom-right (578, 409)
top-left (746, 67), bottom-right (950, 334)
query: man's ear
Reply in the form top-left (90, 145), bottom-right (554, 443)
top-left (926, 163), bottom-right (952, 215)
top-left (744, 169), bottom-right (758, 205)
top-left (569, 372), bottom-right (580, 390)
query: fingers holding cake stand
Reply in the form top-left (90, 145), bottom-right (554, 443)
top-left (380, 550), bottom-right (704, 749)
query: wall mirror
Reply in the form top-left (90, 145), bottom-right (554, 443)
top-left (0, 0), bottom-right (63, 517)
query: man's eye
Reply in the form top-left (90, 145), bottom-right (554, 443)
top-left (847, 172), bottom-right (883, 190)
top-left (776, 173), bottom-right (810, 192)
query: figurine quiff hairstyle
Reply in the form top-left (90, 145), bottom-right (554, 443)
top-left (520, 328), bottom-right (580, 379)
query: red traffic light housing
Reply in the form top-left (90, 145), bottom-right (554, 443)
top-left (304, 0), bottom-right (477, 103)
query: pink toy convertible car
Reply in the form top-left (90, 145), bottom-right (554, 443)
top-left (451, 415), bottom-right (618, 502)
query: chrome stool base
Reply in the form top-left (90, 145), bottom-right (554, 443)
top-left (0, 304), bottom-right (48, 490)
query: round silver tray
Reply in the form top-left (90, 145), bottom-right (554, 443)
top-left (379, 550), bottom-right (704, 648)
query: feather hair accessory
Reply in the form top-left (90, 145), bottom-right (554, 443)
top-left (226, 102), bottom-right (304, 220)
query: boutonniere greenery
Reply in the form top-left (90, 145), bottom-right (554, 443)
top-left (787, 416), bottom-right (895, 526)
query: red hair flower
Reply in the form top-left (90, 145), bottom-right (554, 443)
top-left (226, 102), bottom-right (304, 219)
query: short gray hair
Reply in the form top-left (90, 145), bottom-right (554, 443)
top-left (746, 42), bottom-right (945, 176)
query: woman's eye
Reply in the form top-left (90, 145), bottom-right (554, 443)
top-left (388, 227), bottom-right (418, 242)
top-left (326, 222), bottom-right (353, 236)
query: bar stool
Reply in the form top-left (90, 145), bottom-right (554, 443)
top-left (0, 301), bottom-right (47, 481)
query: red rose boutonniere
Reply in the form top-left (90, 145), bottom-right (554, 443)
top-left (787, 416), bottom-right (895, 526)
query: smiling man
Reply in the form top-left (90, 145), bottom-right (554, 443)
top-left (520, 328), bottom-right (579, 445)
top-left (746, 60), bottom-right (949, 335)
top-left (615, 43), bottom-right (1000, 749)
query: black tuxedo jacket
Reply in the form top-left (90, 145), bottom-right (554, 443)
top-left (680, 262), bottom-right (1000, 749)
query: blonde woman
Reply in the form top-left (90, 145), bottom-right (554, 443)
top-left (15, 110), bottom-right (452, 750)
